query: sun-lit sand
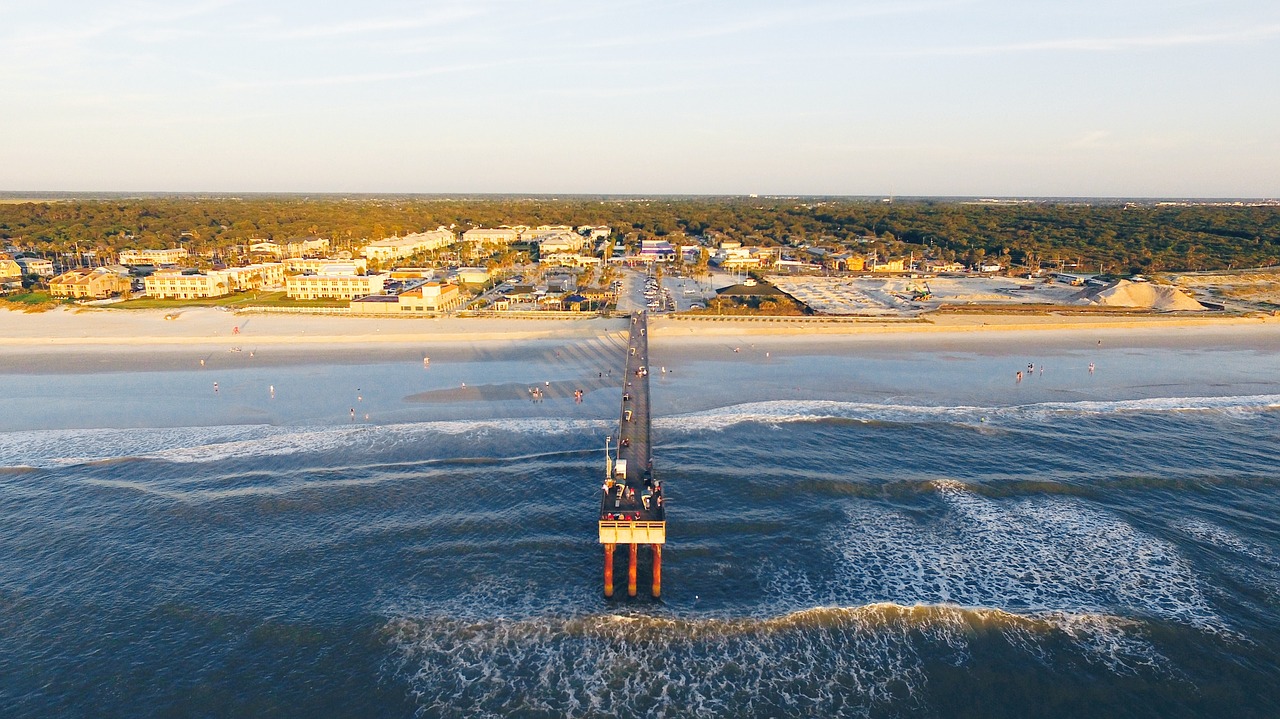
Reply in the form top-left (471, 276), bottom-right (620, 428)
top-left (1, 304), bottom-right (1276, 353)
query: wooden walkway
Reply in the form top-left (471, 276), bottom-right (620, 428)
top-left (599, 311), bottom-right (665, 598)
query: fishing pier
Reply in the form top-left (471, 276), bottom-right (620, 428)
top-left (600, 311), bottom-right (665, 598)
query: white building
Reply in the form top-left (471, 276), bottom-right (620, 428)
top-left (361, 228), bottom-right (456, 262)
top-left (577, 225), bottom-right (612, 240)
top-left (538, 232), bottom-right (586, 254)
top-left (14, 257), bottom-right (55, 276)
top-left (462, 228), bottom-right (519, 245)
top-left (285, 258), bottom-right (367, 275)
top-left (286, 273), bottom-right (387, 300)
top-left (144, 263), bottom-right (284, 299)
top-left (119, 248), bottom-right (189, 266)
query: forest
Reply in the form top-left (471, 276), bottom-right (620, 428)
top-left (2, 196), bottom-right (1278, 275)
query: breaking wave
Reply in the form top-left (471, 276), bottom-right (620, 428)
top-left (654, 395), bottom-right (1280, 433)
top-left (385, 596), bottom-right (1170, 719)
top-left (831, 480), bottom-right (1225, 632)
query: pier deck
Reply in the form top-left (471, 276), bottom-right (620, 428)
top-left (599, 311), bottom-right (665, 597)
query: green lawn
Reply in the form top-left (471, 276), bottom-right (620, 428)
top-left (1, 291), bottom-right (66, 311)
top-left (113, 290), bottom-right (347, 310)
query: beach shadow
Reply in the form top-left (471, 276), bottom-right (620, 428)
top-left (404, 375), bottom-right (617, 404)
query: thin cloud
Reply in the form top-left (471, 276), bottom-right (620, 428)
top-left (220, 60), bottom-right (512, 90)
top-left (267, 6), bottom-right (484, 40)
top-left (889, 23), bottom-right (1280, 57)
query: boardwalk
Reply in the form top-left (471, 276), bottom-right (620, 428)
top-left (599, 311), bottom-right (665, 598)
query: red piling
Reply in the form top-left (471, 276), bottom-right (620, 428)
top-left (651, 544), bottom-right (662, 598)
top-left (604, 543), bottom-right (615, 598)
top-left (628, 542), bottom-right (638, 597)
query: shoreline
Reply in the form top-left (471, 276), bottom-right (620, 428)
top-left (2, 306), bottom-right (1278, 366)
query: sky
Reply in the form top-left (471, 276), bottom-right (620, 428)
top-left (2, 0), bottom-right (1278, 196)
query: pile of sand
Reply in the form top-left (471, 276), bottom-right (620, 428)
top-left (1078, 280), bottom-right (1205, 311)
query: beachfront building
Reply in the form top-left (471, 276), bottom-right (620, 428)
top-left (222, 263), bottom-right (286, 291)
top-left (462, 228), bottom-right (519, 246)
top-left (867, 258), bottom-right (906, 273)
top-left (286, 273), bottom-right (387, 300)
top-left (15, 257), bottom-right (55, 277)
top-left (119, 248), bottom-right (188, 266)
top-left (361, 228), bottom-right (455, 263)
top-left (397, 282), bottom-right (463, 312)
top-left (285, 258), bottom-right (367, 275)
top-left (348, 281), bottom-right (463, 314)
top-left (49, 267), bottom-right (131, 299)
top-left (145, 270), bottom-right (231, 299)
top-left (0, 256), bottom-right (21, 282)
top-left (144, 263), bottom-right (283, 299)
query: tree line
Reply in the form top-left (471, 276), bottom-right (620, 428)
top-left (2, 196), bottom-right (1278, 274)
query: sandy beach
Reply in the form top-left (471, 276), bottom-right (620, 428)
top-left (2, 305), bottom-right (1276, 347)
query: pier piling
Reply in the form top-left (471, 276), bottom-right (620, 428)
top-left (604, 543), bottom-right (615, 598)
top-left (651, 544), bottom-right (662, 598)
top-left (628, 542), bottom-right (638, 597)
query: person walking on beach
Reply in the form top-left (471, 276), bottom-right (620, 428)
top-left (1089, 362), bottom-right (1095, 374)
top-left (213, 382), bottom-right (218, 393)
top-left (1016, 371), bottom-right (1023, 383)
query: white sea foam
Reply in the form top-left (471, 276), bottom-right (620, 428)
top-left (0, 418), bottom-right (614, 468)
top-left (385, 592), bottom-right (1177, 719)
top-left (832, 481), bottom-right (1225, 634)
top-left (654, 394), bottom-right (1280, 433)
top-left (1175, 517), bottom-right (1280, 598)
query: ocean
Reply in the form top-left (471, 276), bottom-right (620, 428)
top-left (2, 330), bottom-right (1279, 717)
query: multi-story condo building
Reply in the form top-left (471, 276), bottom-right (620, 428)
top-left (284, 258), bottom-right (367, 275)
top-left (145, 271), bottom-right (231, 299)
top-left (286, 273), bottom-right (387, 300)
top-left (144, 263), bottom-right (284, 299)
top-left (15, 257), bottom-right (55, 276)
top-left (49, 268), bottom-right (131, 299)
top-left (119, 248), bottom-right (189, 266)
top-left (360, 228), bottom-right (455, 262)
top-left (462, 228), bottom-right (520, 245)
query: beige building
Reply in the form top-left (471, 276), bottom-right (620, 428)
top-left (285, 258), bottom-right (367, 275)
top-left (462, 228), bottom-right (519, 245)
top-left (145, 271), bottom-right (231, 299)
top-left (49, 268), bottom-right (131, 299)
top-left (538, 232), bottom-right (586, 253)
top-left (541, 253), bottom-right (601, 267)
top-left (250, 238), bottom-right (331, 258)
top-left (144, 263), bottom-right (283, 299)
top-left (361, 228), bottom-right (455, 262)
top-left (454, 267), bottom-right (492, 284)
top-left (0, 256), bottom-right (21, 281)
top-left (119, 248), bottom-right (189, 266)
top-left (349, 282), bottom-right (463, 314)
top-left (286, 273), bottom-right (387, 300)
top-left (397, 282), bottom-right (463, 312)
top-left (222, 263), bottom-right (285, 290)
top-left (868, 258), bottom-right (906, 272)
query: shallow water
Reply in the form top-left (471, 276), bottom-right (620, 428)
top-left (2, 335), bottom-right (1279, 717)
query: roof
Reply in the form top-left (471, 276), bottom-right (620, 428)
top-left (350, 294), bottom-right (399, 303)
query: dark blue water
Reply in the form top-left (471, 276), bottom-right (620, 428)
top-left (2, 335), bottom-right (1280, 717)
